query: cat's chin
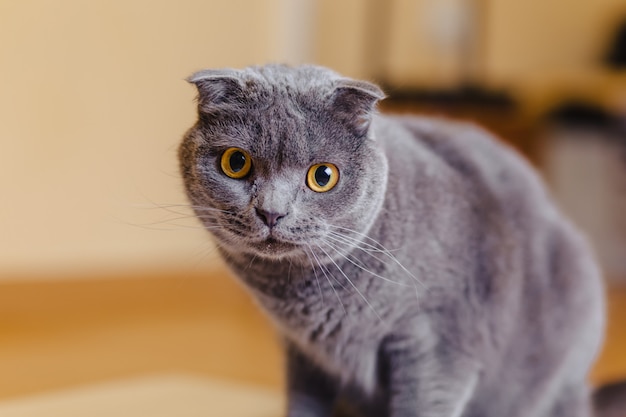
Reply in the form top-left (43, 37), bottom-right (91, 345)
top-left (246, 237), bottom-right (302, 259)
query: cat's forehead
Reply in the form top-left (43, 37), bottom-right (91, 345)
top-left (196, 64), bottom-right (376, 168)
top-left (241, 64), bottom-right (340, 97)
top-left (204, 66), bottom-right (348, 163)
top-left (215, 106), bottom-right (348, 169)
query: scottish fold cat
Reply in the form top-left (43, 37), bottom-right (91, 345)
top-left (178, 64), bottom-right (605, 417)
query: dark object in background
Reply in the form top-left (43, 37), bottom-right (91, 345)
top-left (545, 100), bottom-right (616, 130)
top-left (594, 380), bottom-right (626, 417)
top-left (384, 84), bottom-right (516, 109)
top-left (543, 100), bottom-right (626, 166)
top-left (605, 16), bottom-right (626, 69)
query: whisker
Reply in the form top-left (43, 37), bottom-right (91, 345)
top-left (326, 233), bottom-right (395, 267)
top-left (316, 244), bottom-right (384, 324)
top-left (114, 215), bottom-right (223, 232)
top-left (327, 232), bottom-right (402, 258)
top-left (328, 225), bottom-right (426, 290)
top-left (131, 214), bottom-right (206, 227)
top-left (185, 238), bottom-right (224, 271)
top-left (328, 226), bottom-right (400, 254)
top-left (134, 202), bottom-right (235, 219)
top-left (326, 232), bottom-right (388, 255)
top-left (303, 246), bottom-right (324, 304)
top-left (160, 224), bottom-right (222, 231)
top-left (131, 194), bottom-right (234, 215)
top-left (322, 240), bottom-right (411, 287)
top-left (245, 252), bottom-right (258, 271)
top-left (307, 244), bottom-right (347, 315)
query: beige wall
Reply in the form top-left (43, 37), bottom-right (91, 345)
top-left (315, 0), bottom-right (370, 79)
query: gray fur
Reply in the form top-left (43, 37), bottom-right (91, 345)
top-left (179, 64), bottom-right (605, 417)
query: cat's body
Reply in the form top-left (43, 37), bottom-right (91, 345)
top-left (179, 65), bottom-right (605, 417)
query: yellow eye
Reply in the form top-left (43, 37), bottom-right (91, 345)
top-left (307, 163), bottom-right (339, 192)
top-left (220, 147), bottom-right (252, 179)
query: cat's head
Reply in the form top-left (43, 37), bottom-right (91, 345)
top-left (179, 65), bottom-right (388, 264)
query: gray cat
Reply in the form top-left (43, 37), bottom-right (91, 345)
top-left (178, 64), bottom-right (606, 417)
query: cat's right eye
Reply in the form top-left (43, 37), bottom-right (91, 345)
top-left (220, 147), bottom-right (252, 179)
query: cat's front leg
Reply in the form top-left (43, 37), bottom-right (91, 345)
top-left (382, 334), bottom-right (481, 417)
top-left (285, 342), bottom-right (338, 417)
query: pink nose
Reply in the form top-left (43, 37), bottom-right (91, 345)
top-left (255, 208), bottom-right (286, 228)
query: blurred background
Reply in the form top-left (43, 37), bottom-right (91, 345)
top-left (1, 0), bottom-right (625, 414)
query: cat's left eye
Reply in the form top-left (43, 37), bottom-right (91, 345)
top-left (307, 163), bottom-right (339, 192)
top-left (220, 147), bottom-right (252, 179)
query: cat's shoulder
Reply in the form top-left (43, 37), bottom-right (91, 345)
top-left (381, 114), bottom-right (525, 171)
top-left (378, 114), bottom-right (551, 206)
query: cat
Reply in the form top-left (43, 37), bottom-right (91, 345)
top-left (178, 64), bottom-right (606, 417)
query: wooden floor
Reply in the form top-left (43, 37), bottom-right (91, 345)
top-left (0, 268), bottom-right (283, 400)
top-left (0, 374), bottom-right (283, 417)
top-left (1, 268), bottom-right (625, 401)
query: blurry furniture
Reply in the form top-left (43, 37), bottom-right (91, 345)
top-left (380, 90), bottom-right (540, 164)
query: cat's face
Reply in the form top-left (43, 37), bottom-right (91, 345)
top-left (179, 65), bottom-right (388, 263)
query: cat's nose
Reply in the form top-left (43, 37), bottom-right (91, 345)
top-left (255, 208), bottom-right (286, 229)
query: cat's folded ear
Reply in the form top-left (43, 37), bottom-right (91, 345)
top-left (187, 69), bottom-right (244, 114)
top-left (332, 79), bottom-right (386, 138)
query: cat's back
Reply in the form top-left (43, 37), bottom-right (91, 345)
top-left (379, 113), bottom-right (603, 326)
top-left (375, 114), bottom-right (604, 416)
